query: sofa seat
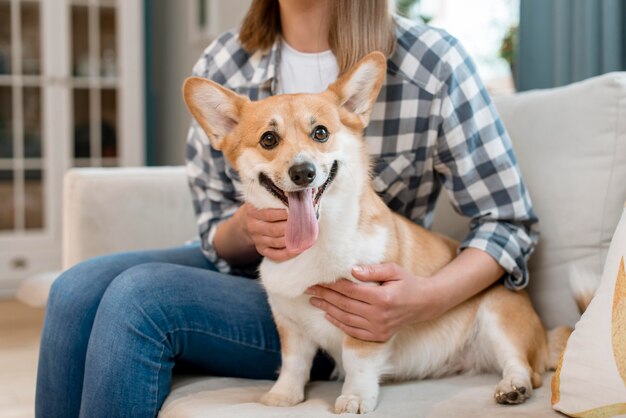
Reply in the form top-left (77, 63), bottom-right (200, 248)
top-left (60, 72), bottom-right (626, 417)
top-left (159, 373), bottom-right (558, 418)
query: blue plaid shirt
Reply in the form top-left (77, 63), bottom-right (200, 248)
top-left (186, 16), bottom-right (539, 289)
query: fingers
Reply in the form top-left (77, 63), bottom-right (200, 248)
top-left (351, 263), bottom-right (402, 282)
top-left (255, 235), bottom-right (297, 262)
top-left (309, 279), bottom-right (376, 304)
top-left (254, 235), bottom-right (286, 250)
top-left (249, 222), bottom-right (298, 262)
top-left (248, 206), bottom-right (288, 222)
top-left (248, 218), bottom-right (286, 238)
top-left (309, 294), bottom-right (392, 342)
top-left (324, 314), bottom-right (390, 343)
top-left (245, 206), bottom-right (294, 261)
top-left (310, 297), bottom-right (370, 329)
top-left (308, 283), bottom-right (373, 314)
top-left (261, 247), bottom-right (298, 262)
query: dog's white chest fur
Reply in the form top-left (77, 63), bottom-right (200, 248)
top-left (259, 199), bottom-right (388, 359)
top-left (260, 215), bottom-right (387, 297)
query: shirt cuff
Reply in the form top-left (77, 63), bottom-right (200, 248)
top-left (200, 220), bottom-right (233, 274)
top-left (458, 222), bottom-right (530, 290)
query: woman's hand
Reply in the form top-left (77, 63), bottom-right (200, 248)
top-left (214, 203), bottom-right (301, 264)
top-left (243, 204), bottom-right (302, 262)
top-left (306, 263), bottom-right (447, 342)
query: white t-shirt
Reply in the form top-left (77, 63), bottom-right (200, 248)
top-left (275, 40), bottom-right (339, 95)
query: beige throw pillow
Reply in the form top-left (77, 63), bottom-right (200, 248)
top-left (552, 203), bottom-right (626, 416)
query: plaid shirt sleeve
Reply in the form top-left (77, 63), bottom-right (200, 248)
top-left (433, 38), bottom-right (539, 290)
top-left (185, 35), bottom-right (244, 274)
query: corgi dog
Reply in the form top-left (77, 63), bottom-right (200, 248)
top-left (183, 52), bottom-right (570, 414)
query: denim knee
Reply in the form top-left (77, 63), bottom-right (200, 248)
top-left (47, 256), bottom-right (115, 320)
top-left (98, 262), bottom-right (173, 304)
top-left (93, 262), bottom-right (181, 341)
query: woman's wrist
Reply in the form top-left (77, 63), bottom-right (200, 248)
top-left (406, 273), bottom-right (452, 323)
top-left (424, 248), bottom-right (505, 316)
top-left (231, 203), bottom-right (255, 247)
top-left (213, 204), bottom-right (260, 265)
top-left (421, 271), bottom-right (458, 319)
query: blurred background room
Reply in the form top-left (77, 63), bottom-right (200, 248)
top-left (0, 0), bottom-right (624, 416)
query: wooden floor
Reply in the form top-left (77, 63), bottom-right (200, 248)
top-left (0, 299), bottom-right (45, 418)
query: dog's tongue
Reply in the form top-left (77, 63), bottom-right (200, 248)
top-left (285, 190), bottom-right (318, 253)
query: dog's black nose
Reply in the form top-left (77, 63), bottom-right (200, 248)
top-left (289, 163), bottom-right (316, 186)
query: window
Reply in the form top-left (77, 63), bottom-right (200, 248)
top-left (397, 0), bottom-right (519, 95)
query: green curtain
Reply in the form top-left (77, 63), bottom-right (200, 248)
top-left (516, 0), bottom-right (626, 91)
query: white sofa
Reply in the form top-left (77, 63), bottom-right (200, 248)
top-left (62, 73), bottom-right (626, 417)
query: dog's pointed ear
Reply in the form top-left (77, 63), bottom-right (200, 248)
top-left (182, 77), bottom-right (249, 150)
top-left (327, 51), bottom-right (387, 127)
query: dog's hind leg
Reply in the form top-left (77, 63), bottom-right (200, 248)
top-left (334, 336), bottom-right (390, 414)
top-left (492, 345), bottom-right (536, 404)
top-left (260, 314), bottom-right (318, 407)
top-left (478, 287), bottom-right (549, 405)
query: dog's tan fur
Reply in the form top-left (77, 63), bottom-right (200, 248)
top-left (183, 52), bottom-right (570, 414)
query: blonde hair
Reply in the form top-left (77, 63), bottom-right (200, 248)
top-left (239, 0), bottom-right (396, 75)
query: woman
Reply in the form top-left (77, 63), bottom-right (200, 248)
top-left (36, 0), bottom-right (538, 416)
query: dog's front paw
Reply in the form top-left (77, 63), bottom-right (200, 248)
top-left (494, 378), bottom-right (532, 405)
top-left (334, 394), bottom-right (376, 414)
top-left (260, 390), bottom-right (304, 407)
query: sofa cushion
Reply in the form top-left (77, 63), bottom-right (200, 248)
top-left (432, 72), bottom-right (626, 328)
top-left (159, 373), bottom-right (560, 418)
top-left (551, 204), bottom-right (626, 416)
top-left (62, 167), bottom-right (198, 269)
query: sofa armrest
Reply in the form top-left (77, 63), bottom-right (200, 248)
top-left (62, 166), bottom-right (198, 269)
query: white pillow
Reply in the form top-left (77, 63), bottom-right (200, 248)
top-left (433, 72), bottom-right (626, 329)
top-left (551, 203), bottom-right (626, 415)
top-left (497, 73), bottom-right (626, 329)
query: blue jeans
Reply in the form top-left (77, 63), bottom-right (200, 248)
top-left (35, 244), bottom-right (333, 418)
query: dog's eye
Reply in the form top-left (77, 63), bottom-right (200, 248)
top-left (259, 132), bottom-right (279, 149)
top-left (312, 126), bottom-right (329, 143)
